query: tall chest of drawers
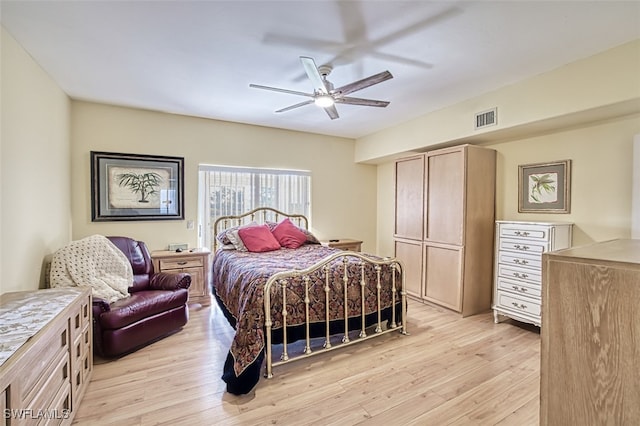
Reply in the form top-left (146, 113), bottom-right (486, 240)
top-left (493, 221), bottom-right (572, 326)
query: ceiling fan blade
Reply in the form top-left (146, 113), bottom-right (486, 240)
top-left (250, 84), bottom-right (313, 98)
top-left (300, 56), bottom-right (328, 94)
top-left (275, 100), bottom-right (314, 113)
top-left (334, 71), bottom-right (393, 96)
top-left (324, 104), bottom-right (339, 120)
top-left (335, 96), bottom-right (390, 107)
top-left (370, 51), bottom-right (432, 69)
top-left (263, 33), bottom-right (343, 51)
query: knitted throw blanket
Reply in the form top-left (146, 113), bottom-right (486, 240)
top-left (50, 235), bottom-right (132, 303)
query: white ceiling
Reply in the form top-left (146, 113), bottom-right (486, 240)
top-left (2, 1), bottom-right (639, 139)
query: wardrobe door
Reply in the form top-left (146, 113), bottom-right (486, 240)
top-left (425, 148), bottom-right (464, 245)
top-left (394, 240), bottom-right (423, 298)
top-left (394, 155), bottom-right (424, 241)
top-left (423, 244), bottom-right (463, 311)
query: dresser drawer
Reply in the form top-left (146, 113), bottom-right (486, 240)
top-left (26, 350), bottom-right (69, 424)
top-left (496, 291), bottom-right (541, 317)
top-left (497, 277), bottom-right (541, 298)
top-left (499, 238), bottom-right (549, 255)
top-left (498, 264), bottom-right (541, 285)
top-left (498, 251), bottom-right (541, 270)
top-left (499, 224), bottom-right (551, 241)
top-left (47, 380), bottom-right (71, 425)
top-left (159, 257), bottom-right (203, 270)
top-left (20, 323), bottom-right (69, 405)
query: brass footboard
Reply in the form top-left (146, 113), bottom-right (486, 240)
top-left (263, 252), bottom-right (407, 379)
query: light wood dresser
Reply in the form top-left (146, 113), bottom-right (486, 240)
top-left (151, 248), bottom-right (212, 306)
top-left (492, 220), bottom-right (572, 326)
top-left (540, 239), bottom-right (640, 425)
top-left (0, 288), bottom-right (92, 426)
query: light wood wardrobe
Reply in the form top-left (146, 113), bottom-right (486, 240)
top-left (394, 144), bottom-right (496, 316)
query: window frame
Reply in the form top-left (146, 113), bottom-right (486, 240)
top-left (197, 164), bottom-right (311, 250)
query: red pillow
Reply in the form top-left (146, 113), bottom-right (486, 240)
top-left (271, 218), bottom-right (308, 249)
top-left (238, 224), bottom-right (281, 253)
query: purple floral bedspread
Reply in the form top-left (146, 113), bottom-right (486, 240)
top-left (212, 244), bottom-right (401, 377)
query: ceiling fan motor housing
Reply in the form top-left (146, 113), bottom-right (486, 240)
top-left (317, 64), bottom-right (333, 77)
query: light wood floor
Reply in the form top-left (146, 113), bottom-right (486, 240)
top-left (73, 300), bottom-right (541, 425)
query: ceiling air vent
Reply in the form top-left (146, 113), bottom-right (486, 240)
top-left (475, 107), bottom-right (497, 129)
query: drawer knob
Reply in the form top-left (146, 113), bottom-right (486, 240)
top-left (177, 261), bottom-right (188, 265)
top-left (513, 259), bottom-right (529, 265)
top-left (512, 302), bottom-right (528, 310)
top-left (514, 231), bottom-right (530, 237)
top-left (511, 285), bottom-right (528, 293)
top-left (513, 272), bottom-right (529, 279)
top-left (513, 244), bottom-right (530, 251)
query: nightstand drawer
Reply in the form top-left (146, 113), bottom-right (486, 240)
top-left (159, 258), bottom-right (203, 270)
top-left (323, 239), bottom-right (362, 252)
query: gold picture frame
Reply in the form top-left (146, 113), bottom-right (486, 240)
top-left (518, 160), bottom-right (571, 213)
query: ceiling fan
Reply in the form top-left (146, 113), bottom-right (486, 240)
top-left (249, 56), bottom-right (393, 120)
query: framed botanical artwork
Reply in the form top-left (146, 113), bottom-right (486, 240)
top-left (91, 151), bottom-right (184, 221)
top-left (518, 160), bottom-right (571, 213)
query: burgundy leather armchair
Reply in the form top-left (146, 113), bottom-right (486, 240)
top-left (92, 236), bottom-right (191, 357)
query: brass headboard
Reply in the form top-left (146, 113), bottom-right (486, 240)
top-left (213, 207), bottom-right (308, 250)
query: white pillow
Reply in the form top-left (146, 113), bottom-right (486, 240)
top-left (227, 229), bottom-right (248, 251)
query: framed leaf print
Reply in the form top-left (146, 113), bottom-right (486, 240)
top-left (518, 160), bottom-right (571, 213)
top-left (91, 151), bottom-right (184, 221)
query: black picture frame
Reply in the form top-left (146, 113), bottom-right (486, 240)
top-left (91, 151), bottom-right (184, 221)
top-left (518, 160), bottom-right (571, 213)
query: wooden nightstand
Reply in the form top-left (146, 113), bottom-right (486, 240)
top-left (323, 239), bottom-right (362, 252)
top-left (151, 248), bottom-right (211, 306)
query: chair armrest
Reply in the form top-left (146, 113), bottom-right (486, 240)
top-left (93, 297), bottom-right (111, 313)
top-left (149, 272), bottom-right (191, 291)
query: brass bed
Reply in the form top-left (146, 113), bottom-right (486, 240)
top-left (211, 207), bottom-right (407, 394)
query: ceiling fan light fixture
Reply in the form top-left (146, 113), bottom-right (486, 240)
top-left (314, 94), bottom-right (334, 108)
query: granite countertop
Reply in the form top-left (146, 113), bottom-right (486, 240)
top-left (0, 288), bottom-right (83, 367)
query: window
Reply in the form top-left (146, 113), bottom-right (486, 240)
top-left (198, 165), bottom-right (311, 250)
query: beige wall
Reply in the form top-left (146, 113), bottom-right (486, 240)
top-left (369, 39), bottom-right (640, 255)
top-left (71, 101), bottom-right (377, 253)
top-left (1, 27), bottom-right (72, 292)
top-left (373, 40), bottom-right (640, 255)
top-left (358, 39), bottom-right (640, 163)
top-left (376, 161), bottom-right (395, 257)
top-left (376, 115), bottom-right (640, 256)
top-left (491, 115), bottom-right (639, 245)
